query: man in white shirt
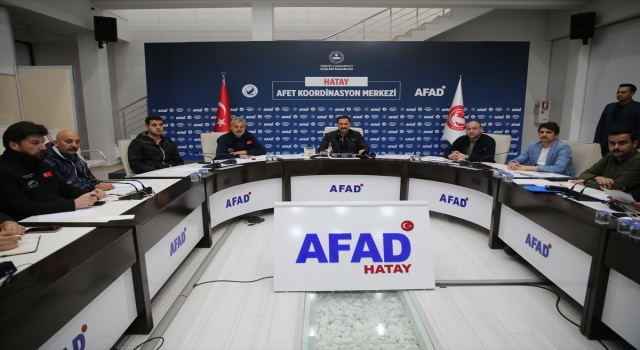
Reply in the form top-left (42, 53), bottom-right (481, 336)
top-left (508, 122), bottom-right (574, 176)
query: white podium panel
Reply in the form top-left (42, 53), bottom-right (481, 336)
top-left (291, 175), bottom-right (400, 201)
top-left (498, 206), bottom-right (591, 305)
top-left (602, 269), bottom-right (640, 349)
top-left (209, 178), bottom-right (282, 228)
top-left (38, 269), bottom-right (137, 350)
top-left (146, 205), bottom-right (204, 298)
top-left (274, 201), bottom-right (435, 292)
top-left (408, 179), bottom-right (493, 229)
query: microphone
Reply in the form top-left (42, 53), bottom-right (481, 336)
top-left (100, 180), bottom-right (153, 200)
top-left (196, 152), bottom-right (238, 169)
top-left (456, 147), bottom-right (490, 166)
top-left (186, 150), bottom-right (214, 164)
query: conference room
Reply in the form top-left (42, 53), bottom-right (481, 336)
top-left (0, 1), bottom-right (638, 350)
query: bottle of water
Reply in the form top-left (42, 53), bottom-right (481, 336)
top-left (327, 143), bottom-right (333, 156)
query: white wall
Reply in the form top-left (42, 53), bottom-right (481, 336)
top-left (31, 41), bottom-right (88, 139)
top-left (429, 9), bottom-right (552, 149)
top-left (580, 17), bottom-right (640, 142)
top-left (274, 7), bottom-right (384, 40)
top-left (547, 37), bottom-right (569, 125)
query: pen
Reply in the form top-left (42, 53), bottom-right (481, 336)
top-left (559, 183), bottom-right (568, 188)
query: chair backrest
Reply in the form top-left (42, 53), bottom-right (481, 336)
top-left (485, 133), bottom-right (512, 164)
top-left (0, 139), bottom-right (4, 154)
top-left (563, 140), bottom-right (600, 176)
top-left (323, 126), bottom-right (365, 135)
top-left (200, 132), bottom-right (227, 160)
top-left (118, 139), bottom-right (135, 177)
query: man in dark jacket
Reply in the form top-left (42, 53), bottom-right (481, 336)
top-left (0, 122), bottom-right (105, 221)
top-left (319, 115), bottom-right (370, 154)
top-left (443, 120), bottom-right (496, 163)
top-left (44, 130), bottom-right (114, 191)
top-left (593, 84), bottom-right (640, 156)
top-left (215, 117), bottom-right (266, 159)
top-left (128, 116), bottom-right (184, 173)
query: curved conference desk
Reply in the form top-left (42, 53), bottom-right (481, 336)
top-left (5, 157), bottom-right (636, 348)
top-left (203, 157), bottom-right (638, 346)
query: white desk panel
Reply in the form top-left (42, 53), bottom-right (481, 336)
top-left (408, 179), bottom-right (493, 229)
top-left (133, 163), bottom-right (208, 178)
top-left (291, 175), bottom-right (400, 201)
top-left (209, 178), bottom-right (282, 228)
top-left (145, 205), bottom-right (204, 298)
top-left (601, 269), bottom-right (640, 349)
top-left (38, 269), bottom-right (137, 350)
top-left (19, 179), bottom-right (180, 223)
top-left (498, 206), bottom-right (591, 305)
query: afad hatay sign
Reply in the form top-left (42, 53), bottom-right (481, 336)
top-left (273, 201), bottom-right (435, 292)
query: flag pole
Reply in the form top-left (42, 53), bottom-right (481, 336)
top-left (221, 71), bottom-right (226, 83)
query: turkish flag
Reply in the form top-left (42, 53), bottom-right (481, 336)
top-left (214, 79), bottom-right (231, 132)
top-left (442, 77), bottom-right (466, 143)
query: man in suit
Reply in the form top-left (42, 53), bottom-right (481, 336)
top-left (508, 122), bottom-right (574, 176)
top-left (593, 84), bottom-right (640, 156)
top-left (443, 120), bottom-right (496, 162)
top-left (319, 115), bottom-right (370, 155)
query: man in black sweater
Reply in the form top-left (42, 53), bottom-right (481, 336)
top-left (319, 115), bottom-right (370, 155)
top-left (443, 120), bottom-right (496, 163)
top-left (0, 122), bottom-right (105, 221)
top-left (594, 83), bottom-right (640, 156)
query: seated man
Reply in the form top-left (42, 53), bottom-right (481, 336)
top-left (574, 128), bottom-right (640, 191)
top-left (508, 122), bottom-right (574, 176)
top-left (128, 116), bottom-right (184, 173)
top-left (215, 117), bottom-right (266, 159)
top-left (0, 212), bottom-right (25, 251)
top-left (443, 120), bottom-right (496, 162)
top-left (44, 130), bottom-right (114, 191)
top-left (0, 122), bottom-right (106, 221)
top-left (319, 115), bottom-right (370, 154)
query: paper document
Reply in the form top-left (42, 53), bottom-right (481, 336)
top-left (0, 235), bottom-right (40, 257)
top-left (95, 215), bottom-right (135, 222)
top-left (424, 156), bottom-right (453, 163)
top-left (37, 208), bottom-right (98, 222)
top-left (513, 179), bottom-right (556, 186)
top-left (603, 189), bottom-right (636, 204)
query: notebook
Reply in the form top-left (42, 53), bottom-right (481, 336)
top-left (0, 235), bottom-right (40, 257)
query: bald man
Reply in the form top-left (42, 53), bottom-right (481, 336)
top-left (44, 130), bottom-right (114, 191)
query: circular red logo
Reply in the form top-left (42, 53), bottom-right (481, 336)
top-left (81, 324), bottom-right (88, 333)
top-left (446, 105), bottom-right (466, 131)
top-left (248, 192), bottom-right (252, 195)
top-left (184, 227), bottom-right (187, 231)
top-left (548, 243), bottom-right (552, 249)
top-left (401, 220), bottom-right (414, 231)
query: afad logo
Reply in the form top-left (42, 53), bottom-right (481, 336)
top-left (296, 220), bottom-right (415, 275)
top-left (330, 183), bottom-right (363, 193)
top-left (170, 227), bottom-right (186, 257)
top-left (64, 324), bottom-right (88, 350)
top-left (525, 233), bottom-right (551, 258)
top-left (226, 192), bottom-right (251, 208)
top-left (439, 194), bottom-right (468, 207)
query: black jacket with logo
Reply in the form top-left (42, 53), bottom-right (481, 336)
top-left (319, 129), bottom-right (370, 154)
top-left (443, 133), bottom-right (496, 163)
top-left (215, 131), bottom-right (267, 159)
top-left (0, 149), bottom-right (89, 221)
top-left (128, 132), bottom-right (184, 173)
top-left (44, 143), bottom-right (99, 191)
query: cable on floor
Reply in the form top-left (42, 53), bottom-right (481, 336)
top-left (193, 275), bottom-right (273, 288)
top-left (125, 336), bottom-right (164, 350)
top-left (243, 216), bottom-right (265, 226)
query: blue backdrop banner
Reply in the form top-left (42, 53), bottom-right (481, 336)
top-left (144, 41), bottom-right (529, 160)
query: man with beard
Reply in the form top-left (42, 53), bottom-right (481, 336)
top-left (44, 130), bottom-right (115, 191)
top-left (215, 117), bottom-right (266, 159)
top-left (0, 122), bottom-right (106, 221)
top-left (593, 84), bottom-right (640, 156)
top-left (574, 128), bottom-right (640, 191)
top-left (319, 115), bottom-right (369, 155)
top-left (128, 116), bottom-right (184, 173)
top-left (508, 122), bottom-right (574, 176)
